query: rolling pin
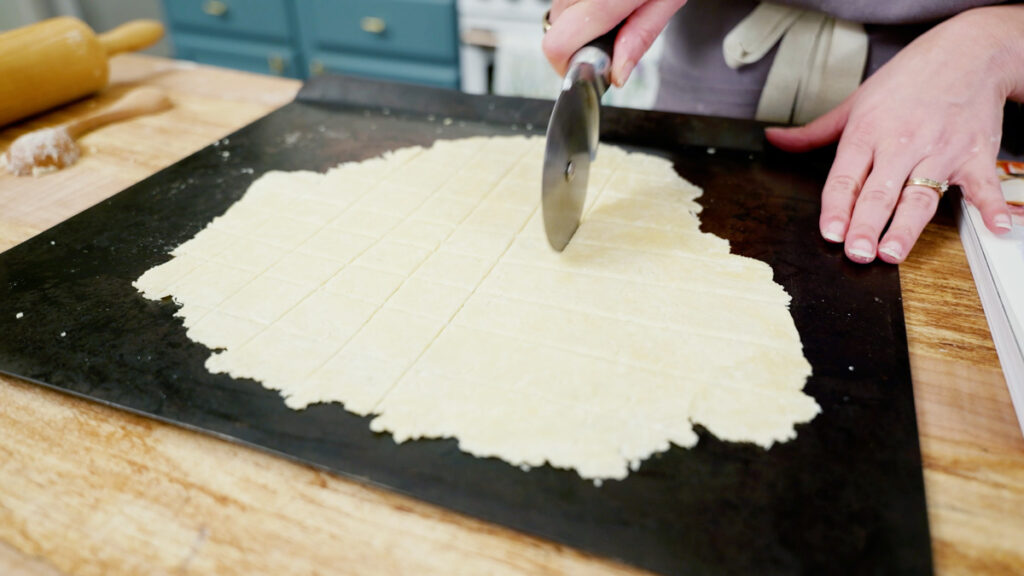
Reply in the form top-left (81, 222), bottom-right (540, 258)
top-left (0, 17), bottom-right (164, 127)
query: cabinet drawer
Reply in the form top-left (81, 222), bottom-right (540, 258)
top-left (297, 0), bottom-right (458, 63)
top-left (308, 51), bottom-right (458, 89)
top-left (164, 0), bottom-right (294, 42)
top-left (174, 33), bottom-right (300, 78)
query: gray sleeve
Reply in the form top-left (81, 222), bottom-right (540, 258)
top-left (764, 0), bottom-right (1008, 25)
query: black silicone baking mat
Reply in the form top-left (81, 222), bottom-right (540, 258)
top-left (0, 75), bottom-right (932, 575)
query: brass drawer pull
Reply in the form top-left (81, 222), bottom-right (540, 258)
top-left (310, 60), bottom-right (325, 76)
top-left (202, 0), bottom-right (229, 17)
top-left (267, 54), bottom-right (284, 75)
top-left (360, 16), bottom-right (387, 35)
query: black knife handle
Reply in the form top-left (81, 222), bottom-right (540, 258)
top-left (585, 21), bottom-right (624, 59)
top-left (566, 21), bottom-right (624, 94)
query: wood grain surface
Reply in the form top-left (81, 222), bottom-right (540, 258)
top-left (1, 54), bottom-right (1022, 575)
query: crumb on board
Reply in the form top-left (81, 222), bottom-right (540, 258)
top-left (31, 165), bottom-right (60, 177)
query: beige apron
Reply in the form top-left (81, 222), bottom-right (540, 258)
top-left (723, 3), bottom-right (869, 124)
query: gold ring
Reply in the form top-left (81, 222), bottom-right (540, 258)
top-left (543, 9), bottom-right (552, 32)
top-left (905, 177), bottom-right (949, 197)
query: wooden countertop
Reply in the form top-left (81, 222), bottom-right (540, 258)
top-left (1, 54), bottom-right (1022, 575)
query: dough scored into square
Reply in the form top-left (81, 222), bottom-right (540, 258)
top-left (135, 135), bottom-right (818, 481)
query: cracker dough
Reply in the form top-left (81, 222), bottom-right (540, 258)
top-left (135, 136), bottom-right (818, 480)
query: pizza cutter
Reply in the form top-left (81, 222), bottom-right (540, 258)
top-left (542, 14), bottom-right (623, 251)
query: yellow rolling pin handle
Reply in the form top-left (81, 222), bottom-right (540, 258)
top-left (0, 17), bottom-right (164, 128)
top-left (98, 19), bottom-right (165, 56)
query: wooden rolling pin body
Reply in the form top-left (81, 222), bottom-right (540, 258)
top-left (0, 17), bottom-right (164, 127)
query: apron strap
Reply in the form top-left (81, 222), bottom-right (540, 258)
top-left (723, 3), bottom-right (803, 69)
top-left (723, 3), bottom-right (868, 125)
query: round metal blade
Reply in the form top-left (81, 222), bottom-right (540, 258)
top-left (543, 80), bottom-right (600, 251)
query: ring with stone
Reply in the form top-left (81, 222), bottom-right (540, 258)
top-left (543, 10), bottom-right (552, 32)
top-left (905, 177), bottom-right (950, 198)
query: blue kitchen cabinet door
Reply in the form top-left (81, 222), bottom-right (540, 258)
top-left (174, 33), bottom-right (302, 78)
top-left (164, 0), bottom-right (460, 87)
top-left (307, 51), bottom-right (459, 89)
top-left (164, 0), bottom-right (298, 43)
top-left (296, 0), bottom-right (460, 87)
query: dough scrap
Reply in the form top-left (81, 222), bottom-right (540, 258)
top-left (135, 136), bottom-right (818, 481)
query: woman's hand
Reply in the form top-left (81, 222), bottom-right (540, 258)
top-left (767, 6), bottom-right (1024, 264)
top-left (542, 0), bottom-right (687, 87)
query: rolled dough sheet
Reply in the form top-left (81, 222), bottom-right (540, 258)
top-left (134, 135), bottom-right (818, 481)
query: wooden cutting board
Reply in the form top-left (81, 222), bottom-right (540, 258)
top-left (0, 75), bottom-right (932, 575)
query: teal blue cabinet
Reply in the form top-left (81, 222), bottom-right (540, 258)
top-left (164, 0), bottom-right (295, 42)
top-left (174, 35), bottom-right (301, 77)
top-left (163, 0), bottom-right (460, 87)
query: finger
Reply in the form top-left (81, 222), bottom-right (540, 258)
top-left (957, 154), bottom-right (1013, 235)
top-left (876, 161), bottom-right (947, 264)
top-left (542, 0), bottom-right (644, 77)
top-left (549, 0), bottom-right (582, 21)
top-left (610, 0), bottom-right (687, 86)
top-left (844, 148), bottom-right (922, 264)
top-left (765, 97), bottom-right (853, 153)
top-left (817, 121), bottom-right (873, 245)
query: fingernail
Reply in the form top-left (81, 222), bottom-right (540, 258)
top-left (822, 221), bottom-right (845, 243)
top-left (995, 213), bottom-right (1013, 232)
top-left (848, 239), bottom-right (875, 262)
top-left (878, 242), bottom-right (903, 261)
top-left (615, 59), bottom-right (636, 86)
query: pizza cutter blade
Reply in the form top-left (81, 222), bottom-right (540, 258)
top-left (541, 23), bottom-right (621, 252)
top-left (542, 79), bottom-right (599, 252)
